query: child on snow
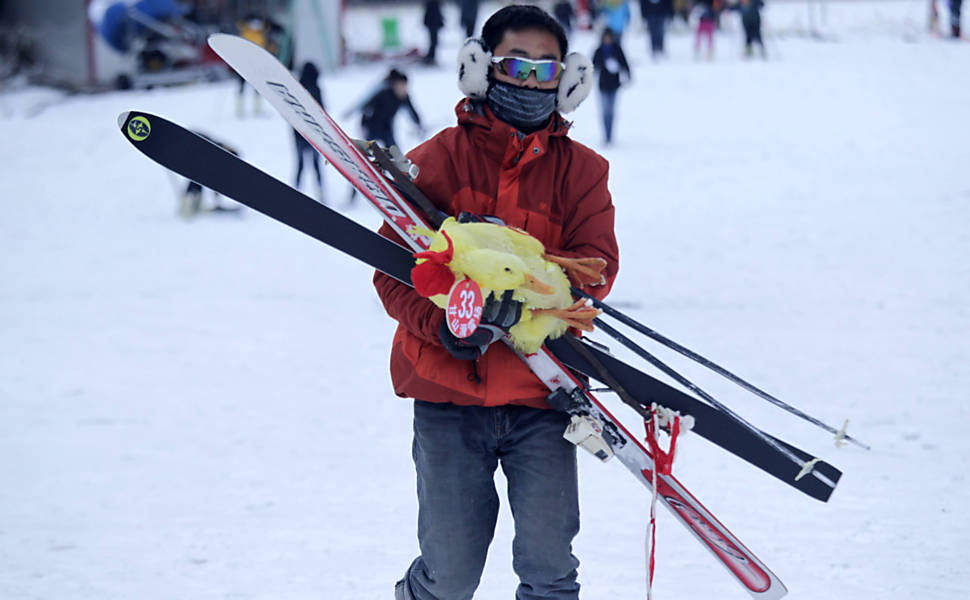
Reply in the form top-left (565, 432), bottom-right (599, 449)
top-left (592, 28), bottom-right (631, 145)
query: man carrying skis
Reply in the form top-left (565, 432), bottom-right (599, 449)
top-left (373, 5), bottom-right (618, 600)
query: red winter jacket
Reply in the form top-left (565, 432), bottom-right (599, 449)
top-left (373, 99), bottom-right (619, 409)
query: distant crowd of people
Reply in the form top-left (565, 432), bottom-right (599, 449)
top-left (197, 0), bottom-right (965, 213)
top-left (412, 0), bottom-right (771, 147)
top-left (575, 0), bottom-right (767, 60)
top-left (292, 0), bottom-right (966, 187)
top-left (575, 0), bottom-right (767, 144)
top-left (421, 0), bottom-right (770, 67)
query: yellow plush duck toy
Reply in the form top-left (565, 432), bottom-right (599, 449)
top-left (410, 217), bottom-right (607, 354)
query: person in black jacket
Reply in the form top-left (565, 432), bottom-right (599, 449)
top-left (640, 0), bottom-right (673, 58)
top-left (423, 0), bottom-right (444, 65)
top-left (293, 61), bottom-right (325, 200)
top-left (730, 0), bottom-right (766, 58)
top-left (553, 0), bottom-right (576, 33)
top-left (591, 28), bottom-right (631, 145)
top-left (347, 69), bottom-right (423, 204)
top-left (950, 0), bottom-right (964, 37)
top-left (359, 69), bottom-right (423, 149)
top-left (460, 0), bottom-right (480, 38)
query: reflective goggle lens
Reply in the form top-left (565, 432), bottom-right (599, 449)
top-left (494, 57), bottom-right (564, 83)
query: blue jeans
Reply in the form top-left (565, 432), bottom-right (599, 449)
top-left (600, 90), bottom-right (617, 144)
top-left (645, 15), bottom-right (667, 55)
top-left (396, 400), bottom-right (580, 600)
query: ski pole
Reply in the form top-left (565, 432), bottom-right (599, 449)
top-left (590, 316), bottom-right (839, 489)
top-left (575, 287), bottom-right (870, 451)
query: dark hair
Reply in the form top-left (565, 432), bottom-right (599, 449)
top-left (386, 68), bottom-right (408, 83)
top-left (299, 61), bottom-right (319, 84)
top-left (481, 4), bottom-right (569, 59)
top-left (384, 69), bottom-right (408, 83)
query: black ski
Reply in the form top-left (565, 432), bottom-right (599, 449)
top-left (118, 111), bottom-right (414, 287)
top-left (119, 110), bottom-right (840, 502)
top-left (545, 336), bottom-right (841, 499)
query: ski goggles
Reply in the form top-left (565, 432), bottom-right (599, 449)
top-left (491, 56), bottom-right (565, 83)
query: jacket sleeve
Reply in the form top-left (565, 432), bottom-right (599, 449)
top-left (618, 47), bottom-right (632, 77)
top-left (372, 222), bottom-right (445, 344)
top-left (403, 95), bottom-right (422, 127)
top-left (550, 157), bottom-right (619, 299)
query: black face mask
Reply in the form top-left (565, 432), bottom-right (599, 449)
top-left (486, 80), bottom-right (557, 134)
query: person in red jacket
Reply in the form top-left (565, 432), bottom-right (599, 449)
top-left (374, 6), bottom-right (618, 600)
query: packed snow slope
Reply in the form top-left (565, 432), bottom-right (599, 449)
top-left (1, 2), bottom-right (968, 598)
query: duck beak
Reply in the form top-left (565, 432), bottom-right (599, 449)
top-left (524, 274), bottom-right (556, 295)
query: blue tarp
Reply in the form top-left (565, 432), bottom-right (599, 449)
top-left (98, 0), bottom-right (188, 52)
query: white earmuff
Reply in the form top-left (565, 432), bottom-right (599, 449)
top-left (456, 38), bottom-right (491, 100)
top-left (556, 52), bottom-right (593, 113)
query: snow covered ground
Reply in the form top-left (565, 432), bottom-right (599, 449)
top-left (2, 2), bottom-right (969, 598)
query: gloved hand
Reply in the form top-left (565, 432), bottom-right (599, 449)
top-left (438, 290), bottom-right (523, 360)
top-left (438, 320), bottom-right (504, 360)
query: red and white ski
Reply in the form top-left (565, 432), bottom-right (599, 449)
top-left (208, 33), bottom-right (787, 599)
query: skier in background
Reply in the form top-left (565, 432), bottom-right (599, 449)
top-left (728, 0), bottom-right (765, 58)
top-left (694, 0), bottom-right (718, 59)
top-left (374, 5), bottom-right (617, 600)
top-left (422, 0), bottom-right (444, 65)
top-left (601, 0), bottom-right (632, 41)
top-left (950, 0), bottom-right (963, 37)
top-left (266, 17), bottom-right (293, 70)
top-left (293, 61), bottom-right (325, 201)
top-left (673, 0), bottom-right (692, 27)
top-left (460, 0), bottom-right (480, 37)
top-left (640, 0), bottom-right (673, 59)
top-left (554, 0), bottom-right (576, 33)
top-left (235, 13), bottom-right (272, 117)
top-left (357, 69), bottom-right (423, 156)
top-left (346, 69), bottom-right (424, 204)
top-left (592, 27), bottom-right (631, 145)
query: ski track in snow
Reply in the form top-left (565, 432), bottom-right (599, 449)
top-left (1, 3), bottom-right (969, 598)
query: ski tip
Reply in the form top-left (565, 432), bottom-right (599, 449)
top-left (207, 33), bottom-right (227, 49)
top-left (117, 111), bottom-right (130, 130)
top-left (208, 32), bottom-right (247, 53)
